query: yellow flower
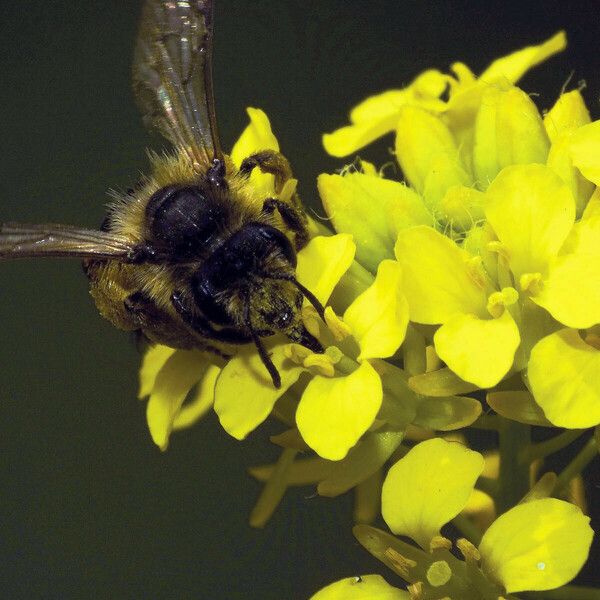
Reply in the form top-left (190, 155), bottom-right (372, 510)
top-left (528, 328), bottom-right (600, 428)
top-left (215, 234), bottom-right (410, 461)
top-left (382, 438), bottom-right (484, 549)
top-left (395, 225), bottom-right (520, 388)
top-left (371, 438), bottom-right (593, 595)
top-left (323, 32), bottom-right (565, 160)
top-left (137, 107), bottom-right (289, 450)
top-left (479, 497), bottom-right (594, 593)
top-left (321, 32), bottom-right (600, 436)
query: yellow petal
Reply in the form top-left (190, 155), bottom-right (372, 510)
top-left (309, 575), bottom-right (409, 600)
top-left (543, 90), bottom-right (591, 142)
top-left (531, 253), bottom-right (600, 328)
top-left (473, 86), bottom-right (549, 189)
top-left (479, 498), bottom-right (593, 593)
top-left (349, 90), bottom-right (407, 124)
top-left (547, 133), bottom-right (595, 216)
top-left (296, 234), bottom-right (356, 305)
top-left (323, 90), bottom-right (407, 157)
top-left (434, 310), bottom-right (520, 388)
top-left (230, 107), bottom-right (279, 197)
top-left (544, 92), bottom-right (594, 215)
top-left (323, 70), bottom-right (449, 158)
top-left (172, 364), bottom-right (220, 430)
top-left (561, 213), bottom-right (600, 256)
top-left (528, 328), bottom-right (600, 428)
top-left (395, 105), bottom-right (468, 197)
top-left (138, 344), bottom-right (176, 399)
top-left (568, 119), bottom-right (600, 186)
top-left (381, 438), bottom-right (484, 548)
top-left (296, 361), bottom-right (383, 461)
top-left (394, 226), bottom-right (487, 323)
top-left (479, 31), bottom-right (566, 85)
top-left (146, 350), bottom-right (209, 450)
top-left (214, 344), bottom-right (303, 440)
top-left (317, 172), bottom-right (431, 273)
top-left (344, 260), bottom-right (409, 361)
top-left (230, 107), bottom-right (279, 165)
top-left (484, 164), bottom-right (575, 279)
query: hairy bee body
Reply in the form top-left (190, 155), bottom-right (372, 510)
top-left (85, 148), bottom-right (308, 357)
top-left (0, 1), bottom-right (323, 387)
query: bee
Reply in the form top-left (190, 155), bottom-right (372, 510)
top-left (0, 0), bottom-right (324, 388)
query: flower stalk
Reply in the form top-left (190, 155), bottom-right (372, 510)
top-left (497, 420), bottom-right (531, 513)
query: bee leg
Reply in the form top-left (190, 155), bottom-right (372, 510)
top-left (207, 157), bottom-right (227, 189)
top-left (261, 198), bottom-right (309, 249)
top-left (124, 290), bottom-right (159, 328)
top-left (242, 291), bottom-right (281, 389)
top-left (239, 150), bottom-right (292, 194)
top-left (171, 291), bottom-right (252, 345)
top-left (197, 343), bottom-right (231, 361)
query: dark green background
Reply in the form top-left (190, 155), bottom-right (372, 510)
top-left (1, 1), bottom-right (598, 598)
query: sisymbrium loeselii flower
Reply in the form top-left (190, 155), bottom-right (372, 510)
top-left (137, 32), bottom-right (599, 596)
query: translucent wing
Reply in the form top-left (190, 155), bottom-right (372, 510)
top-left (0, 223), bottom-right (134, 260)
top-left (133, 0), bottom-right (221, 169)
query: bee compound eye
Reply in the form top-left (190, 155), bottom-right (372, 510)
top-left (190, 270), bottom-right (235, 326)
top-left (251, 223), bottom-right (296, 266)
top-left (145, 185), bottom-right (223, 255)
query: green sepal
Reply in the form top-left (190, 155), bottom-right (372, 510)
top-left (318, 430), bottom-right (404, 497)
top-left (486, 390), bottom-right (552, 426)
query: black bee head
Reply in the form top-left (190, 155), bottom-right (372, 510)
top-left (190, 221), bottom-right (323, 354)
top-left (191, 222), bottom-right (296, 325)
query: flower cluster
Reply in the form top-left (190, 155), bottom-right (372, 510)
top-left (321, 30), bottom-right (600, 428)
top-left (310, 439), bottom-right (593, 599)
top-left (137, 31), bottom-right (599, 596)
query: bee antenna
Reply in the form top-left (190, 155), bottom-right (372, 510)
top-left (261, 273), bottom-right (325, 321)
top-left (243, 291), bottom-right (281, 389)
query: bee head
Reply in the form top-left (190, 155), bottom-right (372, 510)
top-left (249, 279), bottom-right (323, 354)
top-left (191, 222), bottom-right (324, 354)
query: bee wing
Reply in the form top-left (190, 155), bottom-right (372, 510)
top-left (0, 223), bottom-right (134, 260)
top-left (133, 0), bottom-right (221, 168)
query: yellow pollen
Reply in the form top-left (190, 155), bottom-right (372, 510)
top-left (426, 560), bottom-right (452, 587)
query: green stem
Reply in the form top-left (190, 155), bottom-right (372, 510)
top-left (523, 429), bottom-right (585, 462)
top-left (476, 475), bottom-right (499, 497)
top-left (497, 420), bottom-right (531, 513)
top-left (451, 513), bottom-right (482, 545)
top-left (335, 354), bottom-right (359, 375)
top-left (521, 585), bottom-right (600, 599)
top-left (554, 437), bottom-right (598, 495)
top-left (471, 414), bottom-right (502, 430)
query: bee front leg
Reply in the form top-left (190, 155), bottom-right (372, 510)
top-left (171, 291), bottom-right (252, 345)
top-left (239, 150), bottom-right (292, 194)
top-left (261, 198), bottom-right (309, 249)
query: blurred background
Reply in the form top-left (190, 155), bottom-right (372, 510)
top-left (0, 1), bottom-right (598, 598)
